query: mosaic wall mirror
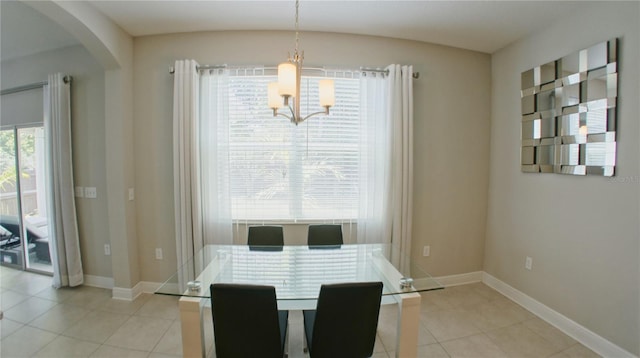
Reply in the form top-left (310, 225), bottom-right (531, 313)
top-left (520, 39), bottom-right (618, 176)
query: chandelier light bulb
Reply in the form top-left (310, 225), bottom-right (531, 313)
top-left (319, 79), bottom-right (335, 107)
top-left (268, 82), bottom-right (282, 109)
top-left (278, 62), bottom-right (297, 97)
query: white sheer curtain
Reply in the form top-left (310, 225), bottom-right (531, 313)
top-left (357, 71), bottom-right (392, 245)
top-left (45, 73), bottom-right (83, 288)
top-left (173, 61), bottom-right (232, 281)
top-left (357, 65), bottom-right (414, 275)
top-left (199, 69), bottom-right (232, 246)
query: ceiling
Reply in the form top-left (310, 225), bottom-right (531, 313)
top-left (1, 0), bottom-right (595, 62)
top-left (0, 1), bottom-right (79, 61)
top-left (87, 0), bottom-right (592, 54)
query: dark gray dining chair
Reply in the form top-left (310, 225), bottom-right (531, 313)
top-left (210, 283), bottom-right (288, 358)
top-left (247, 225), bottom-right (284, 247)
top-left (303, 281), bottom-right (383, 358)
top-left (307, 224), bottom-right (343, 247)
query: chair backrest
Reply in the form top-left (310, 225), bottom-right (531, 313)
top-left (307, 224), bottom-right (343, 247)
top-left (312, 281), bottom-right (383, 358)
top-left (247, 225), bottom-right (284, 246)
top-left (211, 283), bottom-right (283, 358)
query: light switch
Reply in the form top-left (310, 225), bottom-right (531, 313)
top-left (128, 188), bottom-right (135, 201)
top-left (75, 186), bottom-right (84, 198)
top-left (84, 187), bottom-right (97, 199)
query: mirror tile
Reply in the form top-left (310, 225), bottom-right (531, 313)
top-left (536, 61), bottom-right (556, 86)
top-left (559, 113), bottom-right (579, 137)
top-left (560, 144), bottom-right (580, 165)
top-left (587, 41), bottom-right (608, 70)
top-left (536, 89), bottom-right (555, 112)
top-left (561, 84), bottom-right (580, 108)
top-left (585, 142), bottom-right (616, 166)
top-left (521, 95), bottom-right (535, 115)
top-left (536, 145), bottom-right (556, 165)
top-left (521, 69), bottom-right (535, 90)
top-left (521, 147), bottom-right (535, 165)
top-left (539, 117), bottom-right (555, 139)
top-left (521, 119), bottom-right (538, 140)
top-left (584, 109), bottom-right (607, 133)
top-left (559, 51), bottom-right (580, 78)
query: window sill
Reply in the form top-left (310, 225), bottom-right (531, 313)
top-left (232, 219), bottom-right (356, 226)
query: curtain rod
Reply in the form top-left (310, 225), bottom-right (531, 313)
top-left (360, 67), bottom-right (420, 79)
top-left (1, 76), bottom-right (73, 96)
top-left (169, 65), bottom-right (419, 79)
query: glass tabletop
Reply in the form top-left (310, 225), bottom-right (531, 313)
top-left (155, 243), bottom-right (443, 300)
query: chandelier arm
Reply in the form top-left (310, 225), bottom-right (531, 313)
top-left (287, 103), bottom-right (296, 119)
top-left (302, 108), bottom-right (331, 122)
top-left (274, 106), bottom-right (329, 124)
top-left (272, 104), bottom-right (297, 122)
top-left (274, 111), bottom-right (293, 122)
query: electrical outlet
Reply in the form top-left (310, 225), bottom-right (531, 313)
top-left (423, 245), bottom-right (431, 257)
top-left (525, 256), bottom-right (533, 270)
top-left (104, 244), bottom-right (111, 256)
top-left (155, 248), bottom-right (163, 260)
top-left (75, 186), bottom-right (84, 198)
top-left (128, 188), bottom-right (135, 201)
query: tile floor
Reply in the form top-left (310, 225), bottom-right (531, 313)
top-left (0, 266), bottom-right (600, 358)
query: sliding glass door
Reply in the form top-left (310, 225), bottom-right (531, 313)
top-left (0, 126), bottom-right (52, 274)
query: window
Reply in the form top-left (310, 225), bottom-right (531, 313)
top-left (225, 72), bottom-right (360, 221)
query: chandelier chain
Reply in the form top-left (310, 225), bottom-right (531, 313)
top-left (294, 0), bottom-right (300, 55)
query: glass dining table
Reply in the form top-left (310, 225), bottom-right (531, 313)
top-left (155, 243), bottom-right (443, 358)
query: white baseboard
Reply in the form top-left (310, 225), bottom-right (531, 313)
top-left (482, 272), bottom-right (636, 358)
top-left (149, 282), bottom-right (180, 294)
top-left (140, 281), bottom-right (163, 294)
top-left (82, 276), bottom-right (167, 300)
top-left (435, 271), bottom-right (483, 287)
top-left (112, 281), bottom-right (145, 301)
top-left (83, 274), bottom-right (114, 289)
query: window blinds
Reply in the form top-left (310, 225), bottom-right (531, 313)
top-left (226, 74), bottom-right (361, 221)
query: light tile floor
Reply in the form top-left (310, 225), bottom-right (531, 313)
top-left (0, 267), bottom-right (600, 358)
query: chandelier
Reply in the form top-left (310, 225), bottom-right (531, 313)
top-left (268, 0), bottom-right (335, 125)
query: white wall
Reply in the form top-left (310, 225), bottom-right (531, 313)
top-left (486, 2), bottom-right (639, 355)
top-left (133, 31), bottom-right (492, 283)
top-left (0, 45), bottom-right (110, 278)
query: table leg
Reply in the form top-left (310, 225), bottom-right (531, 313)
top-left (395, 292), bottom-right (421, 358)
top-left (369, 251), bottom-right (423, 357)
top-left (179, 296), bottom-right (206, 358)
